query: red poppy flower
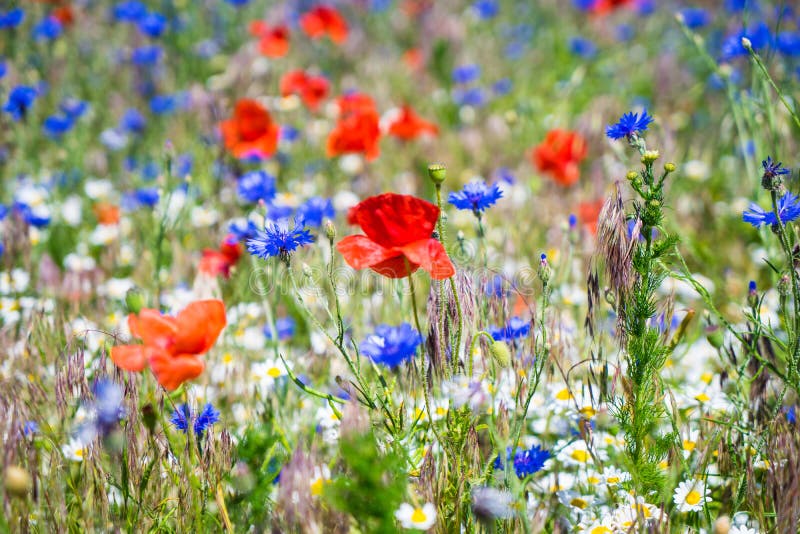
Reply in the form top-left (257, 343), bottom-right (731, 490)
top-left (577, 199), bottom-right (605, 236)
top-left (250, 21), bottom-right (290, 58)
top-left (300, 5), bottom-right (348, 44)
top-left (337, 193), bottom-right (455, 279)
top-left (280, 70), bottom-right (329, 111)
top-left (387, 105), bottom-right (438, 141)
top-left (327, 93), bottom-right (381, 160)
top-left (588, 0), bottom-right (633, 14)
top-left (93, 202), bottom-right (120, 225)
top-left (111, 300), bottom-right (226, 391)
top-left (402, 48), bottom-right (424, 71)
top-left (531, 129), bottom-right (588, 187)
top-left (199, 236), bottom-right (242, 278)
top-left (220, 99), bottom-right (280, 160)
top-left (52, 5), bottom-right (75, 26)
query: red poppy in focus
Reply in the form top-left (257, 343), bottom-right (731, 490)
top-left (531, 129), bottom-right (588, 187)
top-left (111, 300), bottom-right (226, 391)
top-left (337, 193), bottom-right (455, 279)
top-left (589, 0), bottom-right (633, 14)
top-left (249, 21), bottom-right (290, 58)
top-left (577, 199), bottom-right (604, 236)
top-left (280, 70), bottom-right (329, 111)
top-left (327, 93), bottom-right (381, 160)
top-left (93, 202), bottom-right (120, 225)
top-left (199, 236), bottom-right (243, 278)
top-left (300, 5), bottom-right (348, 44)
top-left (387, 105), bottom-right (438, 141)
top-left (220, 99), bottom-right (280, 160)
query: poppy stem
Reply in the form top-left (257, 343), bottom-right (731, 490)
top-left (406, 268), bottom-right (424, 341)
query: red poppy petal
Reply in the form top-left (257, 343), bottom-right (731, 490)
top-left (148, 353), bottom-right (205, 391)
top-left (173, 300), bottom-right (227, 355)
top-left (353, 193), bottom-right (440, 248)
top-left (400, 239), bottom-right (455, 279)
top-left (110, 345), bottom-right (149, 372)
top-left (336, 235), bottom-right (400, 270)
top-left (371, 255), bottom-right (419, 278)
top-left (128, 310), bottom-right (177, 350)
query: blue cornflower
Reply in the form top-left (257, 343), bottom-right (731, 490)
top-left (228, 218), bottom-right (260, 242)
top-left (743, 192), bottom-right (800, 228)
top-left (453, 87), bottom-right (487, 107)
top-left (264, 316), bottom-right (296, 341)
top-left (763, 156), bottom-right (791, 178)
top-left (452, 64), bottom-right (481, 84)
top-left (43, 115), bottom-right (74, 139)
top-left (786, 405), bottom-right (797, 425)
top-left (132, 45), bottom-right (162, 66)
top-left (93, 380), bottom-right (125, 429)
top-left (4, 86), bottom-right (37, 121)
top-left (494, 445), bottom-right (549, 479)
top-left (605, 109), bottom-right (654, 140)
top-left (492, 78), bottom-right (512, 96)
top-left (135, 187), bottom-right (160, 206)
top-left (247, 221), bottom-right (315, 260)
top-left (225, 0), bottom-right (250, 5)
top-left (0, 8), bottom-right (24, 29)
top-left (777, 32), bottom-right (800, 56)
top-left (472, 0), bottom-right (499, 19)
top-left (171, 403), bottom-right (220, 438)
top-left (678, 8), bottom-right (710, 29)
top-left (113, 1), bottom-right (147, 23)
top-left (121, 108), bottom-right (146, 133)
top-left (0, 60), bottom-right (6, 79)
top-left (139, 12), bottom-right (168, 38)
top-left (489, 316), bottom-right (531, 342)
top-left (32, 16), bottom-right (62, 41)
top-left (149, 94), bottom-right (179, 115)
top-left (360, 323), bottom-right (422, 369)
top-left (296, 197), bottom-right (335, 228)
top-left (60, 99), bottom-right (88, 120)
top-left (568, 213), bottom-right (578, 229)
top-left (237, 170), bottom-right (276, 204)
top-left (448, 181), bottom-right (503, 214)
top-left (484, 275), bottom-right (506, 298)
top-left (22, 421), bottom-right (38, 437)
top-left (569, 37), bottom-right (597, 59)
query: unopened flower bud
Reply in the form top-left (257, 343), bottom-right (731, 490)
top-left (324, 220), bottom-right (336, 242)
top-left (626, 171), bottom-right (639, 181)
top-left (706, 325), bottom-right (724, 350)
top-left (642, 150), bottom-right (660, 164)
top-left (740, 37), bottom-right (752, 50)
top-left (664, 162), bottom-right (676, 173)
top-left (125, 288), bottom-right (145, 315)
top-left (4, 465), bottom-right (32, 497)
top-left (427, 163), bottom-right (447, 185)
top-left (489, 341), bottom-right (512, 368)
top-left (778, 274), bottom-right (791, 297)
top-left (748, 280), bottom-right (759, 307)
top-left (538, 254), bottom-right (551, 285)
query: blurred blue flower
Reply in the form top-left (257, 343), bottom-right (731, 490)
top-left (569, 37), bottom-right (597, 59)
top-left (228, 219), bottom-right (260, 242)
top-left (150, 94), bottom-right (179, 115)
top-left (472, 0), bottom-right (499, 19)
top-left (606, 109), bottom-right (653, 140)
top-left (113, 1), bottom-right (147, 23)
top-left (678, 8), bottom-right (710, 29)
top-left (43, 115), bottom-right (74, 139)
top-left (489, 316), bottom-right (530, 342)
top-left (135, 187), bottom-right (160, 206)
top-left (360, 323), bottom-right (422, 368)
top-left (743, 192), bottom-right (800, 228)
top-left (264, 317), bottom-right (296, 341)
top-left (33, 16), bottom-right (62, 41)
top-left (132, 45), bottom-right (163, 66)
top-left (615, 24), bottom-right (635, 42)
top-left (60, 99), bottom-right (88, 120)
top-left (448, 180), bottom-right (503, 213)
top-left (296, 197), bottom-right (334, 227)
top-left (22, 421), bottom-right (38, 437)
top-left (237, 170), bottom-right (276, 204)
top-left (777, 31), bottom-right (800, 56)
top-left (492, 78), bottom-right (512, 95)
top-left (453, 87), bottom-right (487, 107)
top-left (494, 445), bottom-right (549, 478)
top-left (139, 12), bottom-right (167, 38)
top-left (0, 59), bottom-right (7, 79)
top-left (452, 64), bottom-right (481, 84)
top-left (121, 108), bottom-right (146, 133)
top-left (0, 8), bottom-right (24, 29)
top-left (247, 221), bottom-right (315, 259)
top-left (4, 86), bottom-right (37, 121)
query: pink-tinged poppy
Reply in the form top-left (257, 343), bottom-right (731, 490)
top-left (337, 193), bottom-right (455, 279)
top-left (387, 105), bottom-right (438, 141)
top-left (220, 99), bottom-right (280, 159)
top-left (300, 5), bottom-right (348, 44)
top-left (111, 300), bottom-right (226, 391)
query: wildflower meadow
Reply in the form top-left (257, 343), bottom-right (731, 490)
top-left (3, 0), bottom-right (800, 532)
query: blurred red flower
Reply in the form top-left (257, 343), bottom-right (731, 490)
top-left (327, 93), bottom-right (381, 160)
top-left (280, 70), bottom-right (329, 111)
top-left (93, 202), bottom-right (120, 225)
top-left (249, 21), bottom-right (290, 57)
top-left (199, 236), bottom-right (242, 278)
top-left (220, 99), bottom-right (280, 159)
top-left (590, 0), bottom-right (633, 15)
top-left (300, 5), bottom-right (348, 44)
top-left (577, 199), bottom-right (604, 235)
top-left (531, 129), bottom-right (588, 187)
top-left (387, 105), bottom-right (438, 141)
top-left (111, 300), bottom-right (227, 391)
top-left (337, 193), bottom-right (455, 279)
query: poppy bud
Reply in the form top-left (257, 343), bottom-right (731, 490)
top-left (489, 341), bottom-right (511, 368)
top-left (125, 288), bottom-right (145, 315)
top-left (4, 465), bottom-right (32, 497)
top-left (427, 163), bottom-right (447, 185)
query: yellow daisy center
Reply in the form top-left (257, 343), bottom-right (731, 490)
top-left (267, 367), bottom-right (281, 378)
top-left (607, 476), bottom-right (620, 484)
top-left (682, 440), bottom-right (696, 452)
top-left (310, 478), bottom-right (324, 496)
top-left (570, 497), bottom-right (588, 509)
top-left (685, 490), bottom-right (701, 505)
top-left (411, 508), bottom-right (427, 523)
top-left (695, 393), bottom-right (710, 403)
top-left (571, 449), bottom-right (590, 463)
top-left (590, 527), bottom-right (611, 534)
top-left (555, 388), bottom-right (572, 401)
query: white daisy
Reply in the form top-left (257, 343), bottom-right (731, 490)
top-left (62, 439), bottom-right (88, 462)
top-left (395, 502), bottom-right (437, 530)
top-left (673, 479), bottom-right (710, 512)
